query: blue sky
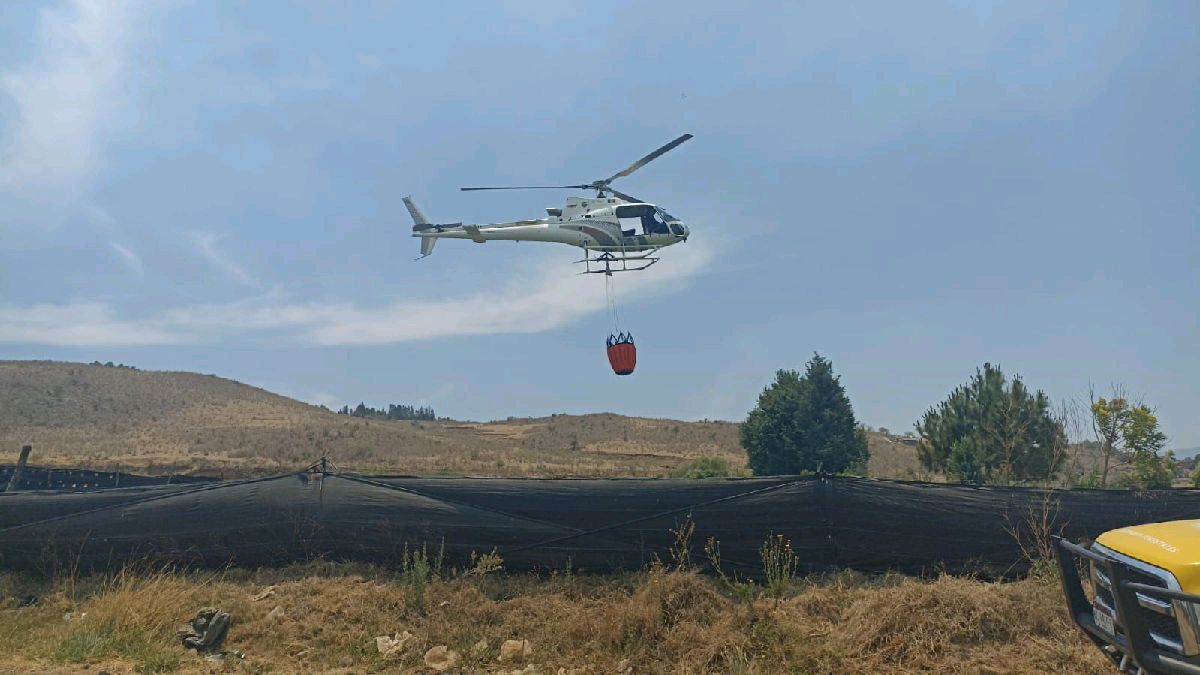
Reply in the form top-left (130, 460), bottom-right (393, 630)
top-left (1, 1), bottom-right (1196, 447)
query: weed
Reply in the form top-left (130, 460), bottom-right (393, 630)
top-left (54, 623), bottom-right (180, 674)
top-left (669, 517), bottom-right (696, 570)
top-left (469, 549), bottom-right (504, 576)
top-left (760, 533), bottom-right (798, 594)
top-left (704, 536), bottom-right (729, 585)
top-left (54, 628), bottom-right (114, 662)
top-left (1004, 490), bottom-right (1066, 579)
top-left (401, 542), bottom-right (439, 611)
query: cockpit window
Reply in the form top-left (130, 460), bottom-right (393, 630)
top-left (615, 204), bottom-right (669, 235)
top-left (655, 207), bottom-right (679, 223)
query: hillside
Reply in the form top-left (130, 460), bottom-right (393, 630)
top-left (1, 361), bottom-right (1119, 484)
top-left (0, 361), bottom-right (761, 478)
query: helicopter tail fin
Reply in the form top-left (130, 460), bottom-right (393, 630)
top-left (404, 196), bottom-right (432, 230)
top-left (405, 196), bottom-right (437, 258)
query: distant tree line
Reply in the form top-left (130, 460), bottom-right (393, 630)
top-left (90, 361), bottom-right (138, 370)
top-left (337, 403), bottom-right (436, 421)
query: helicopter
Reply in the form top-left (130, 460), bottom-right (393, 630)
top-left (407, 134), bottom-right (692, 274)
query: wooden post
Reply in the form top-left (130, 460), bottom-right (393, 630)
top-left (6, 445), bottom-right (32, 493)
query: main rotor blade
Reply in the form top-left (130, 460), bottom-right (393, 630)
top-left (603, 133), bottom-right (693, 184)
top-left (608, 188), bottom-right (645, 204)
top-left (461, 185), bottom-right (590, 191)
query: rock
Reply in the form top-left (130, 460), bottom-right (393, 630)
top-left (498, 639), bottom-right (531, 663)
top-left (178, 607), bottom-right (231, 652)
top-left (339, 655), bottom-right (354, 667)
top-left (375, 630), bottom-right (414, 657)
top-left (472, 638), bottom-right (489, 653)
top-left (265, 605), bottom-right (285, 622)
top-left (424, 645), bottom-right (459, 672)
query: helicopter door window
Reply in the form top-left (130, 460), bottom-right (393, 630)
top-left (615, 204), bottom-right (651, 236)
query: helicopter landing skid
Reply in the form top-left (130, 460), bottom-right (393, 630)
top-left (576, 248), bottom-right (661, 275)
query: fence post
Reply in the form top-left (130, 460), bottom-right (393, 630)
top-left (5, 445), bottom-right (32, 493)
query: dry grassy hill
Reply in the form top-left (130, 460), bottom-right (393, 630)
top-left (0, 361), bottom-right (746, 478)
top-left (0, 360), bottom-right (925, 480)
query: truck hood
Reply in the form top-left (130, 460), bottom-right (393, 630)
top-left (1096, 520), bottom-right (1200, 590)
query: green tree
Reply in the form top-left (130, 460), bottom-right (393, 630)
top-left (1123, 406), bottom-right (1173, 489)
top-left (916, 364), bottom-right (1067, 485)
top-left (1090, 394), bottom-right (1129, 487)
top-left (741, 354), bottom-right (868, 475)
top-left (1129, 449), bottom-right (1176, 489)
top-left (1090, 392), bottom-right (1173, 489)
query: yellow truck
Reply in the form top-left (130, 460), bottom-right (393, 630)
top-left (1056, 522), bottom-right (1200, 675)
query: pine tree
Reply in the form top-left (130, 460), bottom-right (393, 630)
top-left (741, 353), bottom-right (869, 475)
top-left (917, 363), bottom-right (1067, 484)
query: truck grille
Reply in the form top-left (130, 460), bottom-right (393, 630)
top-left (1092, 557), bottom-right (1185, 654)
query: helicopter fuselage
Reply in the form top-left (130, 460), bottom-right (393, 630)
top-left (412, 196), bottom-right (688, 253)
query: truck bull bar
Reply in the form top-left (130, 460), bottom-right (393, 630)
top-left (1055, 536), bottom-right (1200, 675)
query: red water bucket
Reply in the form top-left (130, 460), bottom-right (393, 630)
top-left (606, 334), bottom-right (636, 375)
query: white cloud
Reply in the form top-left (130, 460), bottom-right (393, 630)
top-left (0, 0), bottom-right (132, 200)
top-left (188, 231), bottom-right (262, 289)
top-left (0, 302), bottom-right (187, 347)
top-left (0, 239), bottom-right (716, 347)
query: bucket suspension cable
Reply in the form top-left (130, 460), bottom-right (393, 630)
top-left (605, 273), bottom-right (622, 335)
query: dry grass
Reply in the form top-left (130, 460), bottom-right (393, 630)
top-left (0, 561), bottom-right (1110, 674)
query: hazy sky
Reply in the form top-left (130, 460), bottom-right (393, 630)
top-left (1, 1), bottom-right (1196, 447)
